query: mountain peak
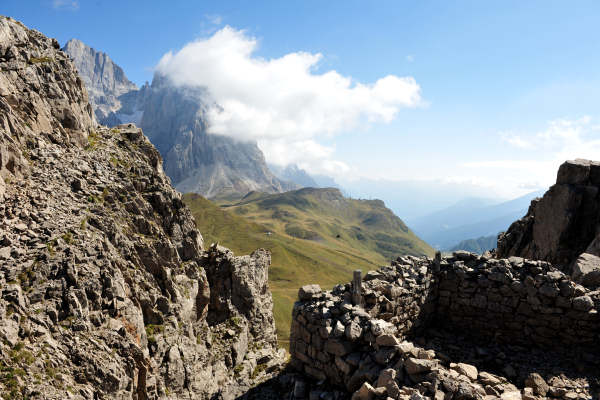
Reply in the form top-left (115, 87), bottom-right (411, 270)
top-left (62, 38), bottom-right (139, 126)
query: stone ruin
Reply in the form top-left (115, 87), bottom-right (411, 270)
top-left (290, 252), bottom-right (599, 399)
top-left (287, 159), bottom-right (600, 400)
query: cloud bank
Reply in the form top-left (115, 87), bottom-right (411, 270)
top-left (155, 26), bottom-right (422, 173)
top-left (463, 116), bottom-right (600, 196)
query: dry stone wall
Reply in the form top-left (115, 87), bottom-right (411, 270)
top-left (437, 251), bottom-right (599, 348)
top-left (290, 252), bottom-right (600, 399)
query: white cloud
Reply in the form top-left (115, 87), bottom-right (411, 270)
top-left (156, 26), bottom-right (422, 171)
top-left (503, 116), bottom-right (599, 152)
top-left (501, 133), bottom-right (533, 149)
top-left (465, 116), bottom-right (600, 196)
top-left (52, 0), bottom-right (78, 9)
top-left (205, 14), bottom-right (222, 26)
top-left (406, 55), bottom-right (414, 62)
top-left (258, 138), bottom-right (350, 176)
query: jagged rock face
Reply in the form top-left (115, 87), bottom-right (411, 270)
top-left (63, 40), bottom-right (296, 199)
top-left (0, 16), bottom-right (95, 199)
top-left (62, 39), bottom-right (142, 126)
top-left (497, 159), bottom-right (600, 269)
top-left (0, 17), bottom-right (282, 399)
top-left (140, 75), bottom-right (297, 198)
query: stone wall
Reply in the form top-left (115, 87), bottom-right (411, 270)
top-left (437, 251), bottom-right (598, 348)
top-left (289, 251), bottom-right (600, 397)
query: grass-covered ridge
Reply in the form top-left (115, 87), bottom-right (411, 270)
top-left (183, 188), bottom-right (433, 344)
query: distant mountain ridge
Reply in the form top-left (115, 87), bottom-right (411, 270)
top-left (408, 190), bottom-right (545, 250)
top-left (269, 164), bottom-right (319, 188)
top-left (63, 39), bottom-right (297, 199)
top-left (449, 234), bottom-right (497, 254)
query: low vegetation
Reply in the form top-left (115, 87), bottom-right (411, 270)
top-left (183, 188), bottom-right (433, 345)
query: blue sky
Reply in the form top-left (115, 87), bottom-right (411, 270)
top-left (4, 0), bottom-right (600, 201)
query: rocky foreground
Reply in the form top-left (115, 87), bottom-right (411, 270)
top-left (0, 16), bottom-right (284, 399)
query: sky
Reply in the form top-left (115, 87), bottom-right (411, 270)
top-left (4, 0), bottom-right (600, 203)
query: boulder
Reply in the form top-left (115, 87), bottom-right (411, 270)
top-left (524, 373), bottom-right (549, 396)
top-left (571, 253), bottom-right (600, 287)
top-left (405, 358), bottom-right (436, 375)
top-left (375, 334), bottom-right (399, 347)
top-left (451, 362), bottom-right (478, 381)
top-left (299, 284), bottom-right (322, 301)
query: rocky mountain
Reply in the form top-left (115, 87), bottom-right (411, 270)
top-left (62, 38), bottom-right (143, 126)
top-left (140, 76), bottom-right (297, 199)
top-left (448, 234), bottom-right (497, 254)
top-left (0, 16), bottom-right (283, 399)
top-left (498, 159), bottom-right (600, 271)
top-left (269, 163), bottom-right (319, 188)
top-left (62, 40), bottom-right (296, 200)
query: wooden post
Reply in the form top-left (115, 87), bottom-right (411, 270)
top-left (433, 251), bottom-right (441, 272)
top-left (352, 270), bottom-right (362, 307)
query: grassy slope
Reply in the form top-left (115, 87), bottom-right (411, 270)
top-left (183, 188), bottom-right (433, 344)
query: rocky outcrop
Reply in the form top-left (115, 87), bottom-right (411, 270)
top-left (62, 38), bottom-right (143, 126)
top-left (497, 159), bottom-right (600, 273)
top-left (0, 17), bottom-right (283, 399)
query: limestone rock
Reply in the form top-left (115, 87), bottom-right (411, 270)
top-left (498, 159), bottom-right (600, 268)
top-left (299, 284), bottom-right (322, 301)
top-left (451, 362), bottom-right (478, 381)
top-left (0, 17), bottom-right (283, 399)
top-left (524, 373), bottom-right (549, 396)
top-left (62, 38), bottom-right (140, 126)
top-left (405, 358), bottom-right (436, 375)
top-left (571, 253), bottom-right (600, 287)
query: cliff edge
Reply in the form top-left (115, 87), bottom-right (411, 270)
top-left (497, 159), bottom-right (600, 276)
top-left (0, 16), bottom-right (283, 399)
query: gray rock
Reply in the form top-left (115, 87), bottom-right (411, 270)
top-left (324, 339), bottom-right (353, 356)
top-left (345, 320), bottom-right (363, 341)
top-left (572, 295), bottom-right (594, 311)
top-left (375, 333), bottom-right (398, 347)
top-left (571, 253), bottom-right (600, 287)
top-left (451, 362), bottom-right (478, 380)
top-left (351, 382), bottom-right (377, 400)
top-left (299, 284), bottom-right (322, 301)
top-left (404, 358), bottom-right (436, 375)
top-left (62, 39), bottom-right (139, 126)
top-left (498, 159), bottom-right (600, 267)
top-left (0, 17), bottom-right (284, 400)
top-left (524, 372), bottom-right (549, 396)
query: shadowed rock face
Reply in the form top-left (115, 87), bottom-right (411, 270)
top-left (0, 17), bottom-right (283, 399)
top-left (497, 159), bottom-right (600, 270)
